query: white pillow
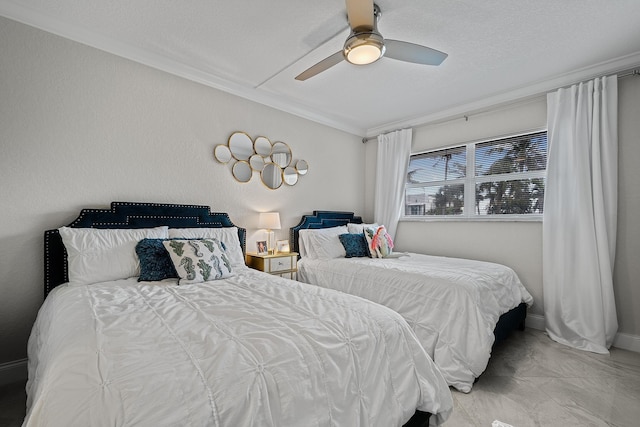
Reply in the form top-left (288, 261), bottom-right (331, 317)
top-left (347, 223), bottom-right (379, 234)
top-left (59, 226), bottom-right (169, 285)
top-left (299, 226), bottom-right (348, 259)
top-left (168, 227), bottom-right (245, 268)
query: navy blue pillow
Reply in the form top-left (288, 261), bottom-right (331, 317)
top-left (338, 233), bottom-right (370, 258)
top-left (136, 239), bottom-right (178, 281)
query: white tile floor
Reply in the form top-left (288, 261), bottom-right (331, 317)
top-left (447, 328), bottom-right (640, 426)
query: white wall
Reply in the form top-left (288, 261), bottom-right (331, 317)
top-left (366, 77), bottom-right (640, 341)
top-left (0, 17), bottom-right (365, 365)
top-left (615, 74), bottom-right (640, 337)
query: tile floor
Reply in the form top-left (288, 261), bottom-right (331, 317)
top-left (446, 328), bottom-right (640, 426)
top-left (2, 328), bottom-right (639, 426)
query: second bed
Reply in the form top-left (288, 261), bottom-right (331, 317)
top-left (291, 211), bottom-right (533, 393)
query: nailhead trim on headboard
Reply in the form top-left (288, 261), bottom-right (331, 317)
top-left (44, 202), bottom-right (246, 298)
top-left (289, 211), bottom-right (363, 256)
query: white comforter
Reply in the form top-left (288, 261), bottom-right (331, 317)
top-left (24, 268), bottom-right (452, 427)
top-left (298, 254), bottom-right (534, 392)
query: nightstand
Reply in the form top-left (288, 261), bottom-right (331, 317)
top-left (246, 252), bottom-right (298, 280)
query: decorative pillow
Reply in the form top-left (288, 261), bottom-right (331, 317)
top-left (299, 226), bottom-right (348, 259)
top-left (338, 233), bottom-right (370, 258)
top-left (58, 226), bottom-right (169, 285)
top-left (168, 227), bottom-right (244, 268)
top-left (363, 225), bottom-right (394, 258)
top-left (135, 239), bottom-right (179, 281)
top-left (347, 223), bottom-right (379, 234)
top-left (162, 238), bottom-right (233, 284)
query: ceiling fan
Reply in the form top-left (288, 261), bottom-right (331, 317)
top-left (295, 0), bottom-right (448, 81)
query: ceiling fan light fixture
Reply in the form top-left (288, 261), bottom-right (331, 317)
top-left (343, 32), bottom-right (385, 65)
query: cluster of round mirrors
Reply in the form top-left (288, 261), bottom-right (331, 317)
top-left (214, 132), bottom-right (308, 189)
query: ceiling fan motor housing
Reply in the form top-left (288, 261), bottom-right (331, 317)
top-left (343, 4), bottom-right (385, 65)
top-left (343, 31), bottom-right (385, 64)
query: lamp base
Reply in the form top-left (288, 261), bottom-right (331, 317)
top-left (266, 230), bottom-right (275, 254)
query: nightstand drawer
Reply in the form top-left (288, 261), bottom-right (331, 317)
top-left (246, 252), bottom-right (298, 279)
top-left (269, 256), bottom-right (294, 272)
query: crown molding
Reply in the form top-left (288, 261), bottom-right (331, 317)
top-left (365, 51), bottom-right (640, 137)
top-left (0, 1), bottom-right (365, 137)
top-left (3, 0), bottom-right (638, 141)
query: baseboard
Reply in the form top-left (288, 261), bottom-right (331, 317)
top-left (0, 359), bottom-right (27, 386)
top-left (613, 332), bottom-right (640, 353)
top-left (525, 313), bottom-right (545, 331)
top-left (525, 312), bottom-right (640, 353)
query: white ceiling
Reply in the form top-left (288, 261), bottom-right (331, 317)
top-left (2, 0), bottom-right (640, 137)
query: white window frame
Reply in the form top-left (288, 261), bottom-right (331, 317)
top-left (402, 129), bottom-right (547, 222)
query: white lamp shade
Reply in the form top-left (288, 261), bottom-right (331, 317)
top-left (258, 212), bottom-right (281, 230)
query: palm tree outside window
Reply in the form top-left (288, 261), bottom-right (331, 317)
top-left (404, 130), bottom-right (547, 219)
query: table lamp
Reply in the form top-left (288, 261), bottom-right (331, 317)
top-left (258, 212), bottom-right (281, 254)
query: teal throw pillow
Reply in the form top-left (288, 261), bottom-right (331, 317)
top-left (338, 233), bottom-right (370, 258)
top-left (136, 239), bottom-right (178, 281)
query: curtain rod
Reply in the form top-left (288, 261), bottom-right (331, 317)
top-left (361, 68), bottom-right (639, 144)
top-left (618, 69), bottom-right (640, 79)
top-left (361, 128), bottom-right (408, 144)
top-left (362, 135), bottom-right (378, 144)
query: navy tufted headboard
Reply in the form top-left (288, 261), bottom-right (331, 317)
top-left (44, 202), bottom-right (246, 297)
top-left (289, 211), bottom-right (363, 255)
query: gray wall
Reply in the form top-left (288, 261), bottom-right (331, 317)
top-left (615, 75), bottom-right (640, 338)
top-left (366, 77), bottom-right (640, 341)
top-left (0, 17), bottom-right (365, 365)
top-left (2, 15), bottom-right (638, 371)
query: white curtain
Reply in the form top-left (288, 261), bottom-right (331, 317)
top-left (374, 128), bottom-right (412, 240)
top-left (544, 75), bottom-right (618, 354)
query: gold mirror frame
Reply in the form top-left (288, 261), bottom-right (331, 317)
top-left (261, 163), bottom-right (283, 190)
top-left (214, 144), bottom-right (232, 164)
top-left (228, 131), bottom-right (253, 161)
top-left (217, 132), bottom-right (307, 188)
top-left (271, 141), bottom-right (292, 168)
top-left (295, 159), bottom-right (309, 175)
top-left (232, 160), bottom-right (252, 183)
top-left (254, 136), bottom-right (272, 157)
top-left (283, 166), bottom-right (298, 186)
top-left (249, 154), bottom-right (265, 171)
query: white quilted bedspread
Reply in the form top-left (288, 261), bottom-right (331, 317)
top-left (298, 254), bottom-right (533, 392)
top-left (24, 268), bottom-right (452, 426)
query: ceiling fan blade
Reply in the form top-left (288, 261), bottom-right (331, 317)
top-left (345, 0), bottom-right (374, 30)
top-left (295, 51), bottom-right (345, 81)
top-left (384, 39), bottom-right (448, 66)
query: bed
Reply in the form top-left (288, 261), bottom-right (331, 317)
top-left (290, 211), bottom-right (534, 393)
top-left (25, 202), bottom-right (453, 427)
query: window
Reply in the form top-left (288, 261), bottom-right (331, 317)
top-left (404, 130), bottom-right (547, 219)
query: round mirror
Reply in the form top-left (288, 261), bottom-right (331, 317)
top-left (261, 163), bottom-right (283, 190)
top-left (295, 159), bottom-right (309, 175)
top-left (214, 144), bottom-right (232, 164)
top-left (228, 131), bottom-right (253, 161)
top-left (232, 160), bottom-right (252, 183)
top-left (249, 154), bottom-right (265, 171)
top-left (254, 136), bottom-right (272, 157)
top-left (271, 141), bottom-right (292, 168)
top-left (283, 166), bottom-right (298, 186)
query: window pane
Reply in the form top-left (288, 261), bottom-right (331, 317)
top-left (407, 146), bottom-right (466, 184)
top-left (475, 178), bottom-right (545, 215)
top-left (405, 184), bottom-right (464, 216)
top-left (476, 132), bottom-right (547, 177)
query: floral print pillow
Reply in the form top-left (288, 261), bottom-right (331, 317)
top-left (363, 225), bottom-right (394, 258)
